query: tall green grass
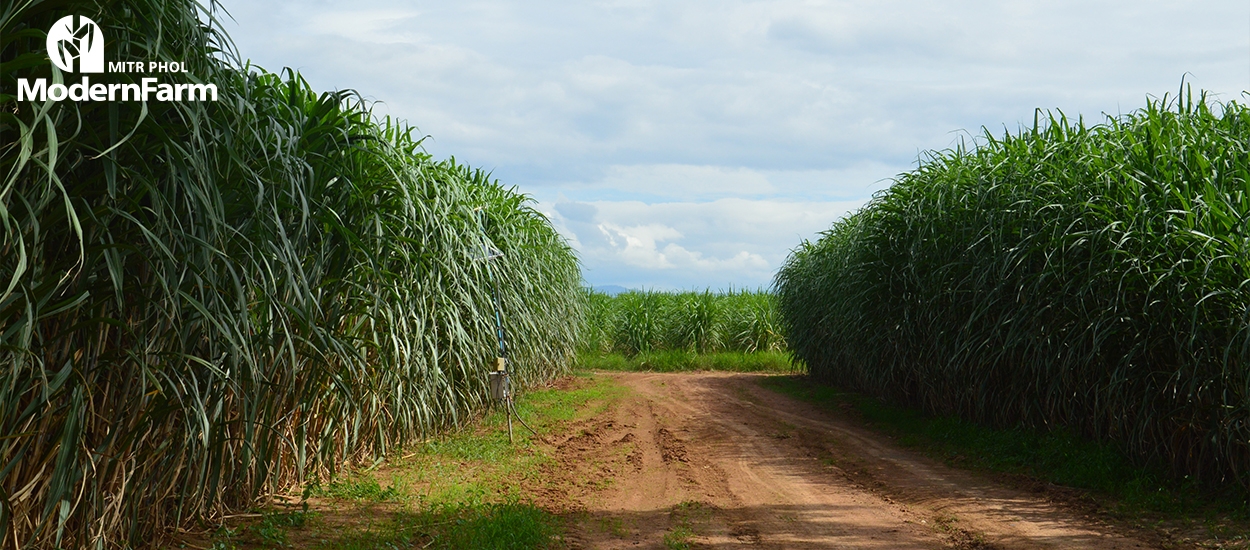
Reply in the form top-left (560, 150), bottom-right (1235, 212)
top-left (1, 1), bottom-right (582, 548)
top-left (582, 289), bottom-right (786, 356)
top-left (776, 89), bottom-right (1250, 492)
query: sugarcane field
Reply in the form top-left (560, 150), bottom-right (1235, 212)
top-left (6, 1), bottom-right (1250, 549)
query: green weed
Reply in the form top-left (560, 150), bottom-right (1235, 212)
top-left (316, 501), bottom-right (558, 550)
top-left (662, 526), bottom-right (694, 550)
top-left (312, 477), bottom-right (401, 502)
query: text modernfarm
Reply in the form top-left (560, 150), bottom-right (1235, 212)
top-left (18, 76), bottom-right (218, 102)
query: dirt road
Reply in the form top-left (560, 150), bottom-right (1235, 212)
top-left (534, 372), bottom-right (1154, 549)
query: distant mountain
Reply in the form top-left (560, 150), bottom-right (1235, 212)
top-left (592, 285), bottom-right (631, 296)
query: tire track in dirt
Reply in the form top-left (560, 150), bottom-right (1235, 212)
top-left (533, 372), bottom-right (1157, 549)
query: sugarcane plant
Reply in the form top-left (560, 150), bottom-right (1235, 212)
top-left (776, 87), bottom-right (1250, 492)
top-left (581, 288), bottom-right (786, 356)
top-left (0, 1), bottom-right (584, 547)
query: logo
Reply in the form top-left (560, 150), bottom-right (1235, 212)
top-left (47, 15), bottom-right (104, 73)
top-left (18, 14), bottom-right (217, 103)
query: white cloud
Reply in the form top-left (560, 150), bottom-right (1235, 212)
top-left (547, 161), bottom-right (899, 203)
top-left (300, 9), bottom-right (424, 44)
top-left (596, 222), bottom-right (684, 269)
top-left (594, 221), bottom-right (770, 273)
top-left (216, 0), bottom-right (1250, 288)
top-left (586, 164), bottom-right (775, 199)
top-left (543, 197), bottom-right (866, 289)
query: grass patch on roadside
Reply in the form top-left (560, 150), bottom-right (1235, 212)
top-left (581, 350), bottom-right (800, 373)
top-left (317, 501), bottom-right (560, 550)
top-left (760, 376), bottom-right (1250, 532)
top-left (309, 476), bottom-right (402, 502)
top-left (207, 373), bottom-right (623, 549)
top-left (662, 526), bottom-right (694, 550)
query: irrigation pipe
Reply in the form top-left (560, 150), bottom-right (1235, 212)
top-left (508, 398), bottom-right (538, 437)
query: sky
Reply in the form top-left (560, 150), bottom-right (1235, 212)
top-left (211, 1), bottom-right (1250, 291)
